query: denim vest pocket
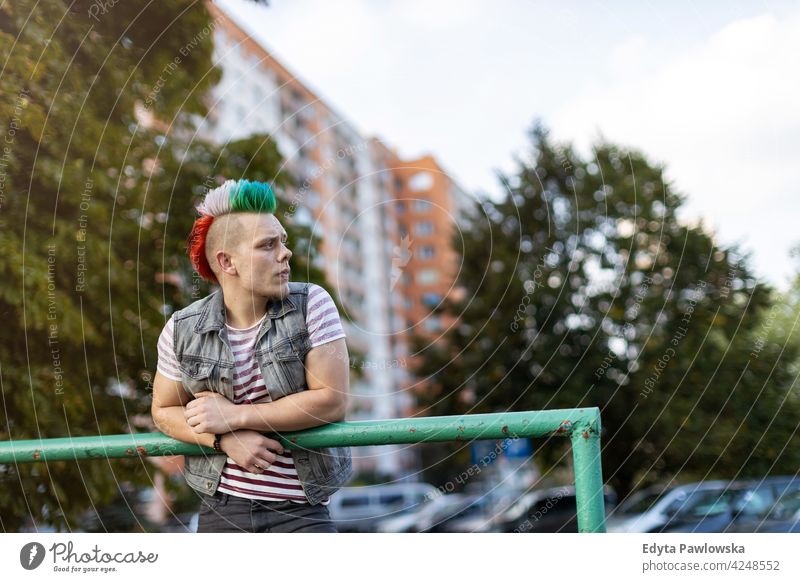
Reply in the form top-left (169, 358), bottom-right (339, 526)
top-left (185, 454), bottom-right (227, 494)
top-left (308, 446), bottom-right (352, 482)
top-left (272, 340), bottom-right (306, 394)
top-left (179, 356), bottom-right (216, 395)
top-left (179, 356), bottom-right (234, 399)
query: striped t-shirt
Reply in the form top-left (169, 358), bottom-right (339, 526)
top-left (157, 284), bottom-right (346, 503)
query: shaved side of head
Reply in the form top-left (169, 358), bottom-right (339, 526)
top-left (205, 213), bottom-right (245, 279)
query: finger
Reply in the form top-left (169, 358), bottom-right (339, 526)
top-left (261, 450), bottom-right (277, 466)
top-left (195, 391), bottom-right (215, 398)
top-left (264, 438), bottom-right (285, 455)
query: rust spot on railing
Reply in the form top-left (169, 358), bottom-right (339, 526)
top-left (556, 420), bottom-right (572, 433)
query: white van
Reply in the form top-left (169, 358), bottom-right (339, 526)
top-left (328, 483), bottom-right (437, 532)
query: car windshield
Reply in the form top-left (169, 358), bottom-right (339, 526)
top-left (765, 490), bottom-right (800, 520)
top-left (449, 503), bottom-right (483, 521)
top-left (673, 489), bottom-right (742, 518)
top-left (619, 491), bottom-right (669, 515)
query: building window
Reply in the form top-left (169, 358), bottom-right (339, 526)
top-left (325, 173), bottom-right (338, 193)
top-left (306, 190), bottom-right (320, 208)
top-left (414, 199), bottom-right (432, 212)
top-left (415, 221), bottom-right (434, 236)
top-left (291, 206), bottom-right (313, 227)
top-left (418, 245), bottom-right (435, 260)
top-left (422, 293), bottom-right (442, 307)
top-left (417, 269), bottom-right (438, 285)
top-left (409, 171), bottom-right (434, 192)
top-left (424, 317), bottom-right (443, 332)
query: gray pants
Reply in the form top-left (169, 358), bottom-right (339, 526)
top-left (196, 491), bottom-right (337, 533)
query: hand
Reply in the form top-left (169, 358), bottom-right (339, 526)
top-left (184, 391), bottom-right (240, 434)
top-left (220, 430), bottom-right (285, 474)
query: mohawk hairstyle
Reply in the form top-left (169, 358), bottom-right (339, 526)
top-left (187, 179), bottom-right (278, 283)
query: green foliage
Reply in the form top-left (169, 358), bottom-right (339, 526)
top-left (414, 123), bottom-right (800, 499)
top-left (0, 1), bottom-right (327, 531)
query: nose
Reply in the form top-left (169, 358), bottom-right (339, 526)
top-left (279, 242), bottom-right (292, 263)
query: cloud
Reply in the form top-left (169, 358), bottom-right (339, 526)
top-left (215, 0), bottom-right (800, 286)
top-left (551, 10), bottom-right (800, 286)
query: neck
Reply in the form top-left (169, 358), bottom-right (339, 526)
top-left (220, 285), bottom-right (269, 329)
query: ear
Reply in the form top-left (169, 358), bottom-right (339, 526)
top-left (215, 249), bottom-right (237, 277)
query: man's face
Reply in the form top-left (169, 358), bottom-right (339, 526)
top-left (230, 213), bottom-right (292, 299)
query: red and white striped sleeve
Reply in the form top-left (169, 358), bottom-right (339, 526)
top-left (156, 316), bottom-right (182, 381)
top-left (306, 284), bottom-right (346, 348)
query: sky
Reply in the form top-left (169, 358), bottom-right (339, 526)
top-left (217, 0), bottom-right (800, 289)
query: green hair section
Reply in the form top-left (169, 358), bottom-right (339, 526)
top-left (230, 180), bottom-right (277, 214)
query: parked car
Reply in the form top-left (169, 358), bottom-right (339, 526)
top-left (661, 476), bottom-right (800, 533)
top-left (377, 493), bottom-right (470, 533)
top-left (656, 482), bottom-right (755, 533)
top-left (606, 480), bottom-right (731, 533)
top-left (328, 482), bottom-right (437, 532)
top-left (749, 488), bottom-right (800, 533)
top-left (493, 485), bottom-right (617, 532)
top-left (717, 483), bottom-right (800, 533)
top-left (426, 494), bottom-right (498, 533)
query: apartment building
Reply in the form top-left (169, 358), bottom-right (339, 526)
top-left (197, 1), bottom-right (470, 478)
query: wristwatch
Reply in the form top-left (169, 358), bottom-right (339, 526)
top-left (213, 434), bottom-right (223, 453)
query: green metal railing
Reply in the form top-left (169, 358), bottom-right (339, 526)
top-left (0, 407), bottom-right (606, 532)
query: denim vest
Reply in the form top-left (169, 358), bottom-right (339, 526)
top-left (172, 282), bottom-right (352, 505)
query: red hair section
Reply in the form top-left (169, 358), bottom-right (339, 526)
top-left (187, 215), bottom-right (218, 283)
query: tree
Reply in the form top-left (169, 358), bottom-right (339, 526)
top-left (0, 1), bottom-right (322, 531)
top-left (414, 124), bottom-right (800, 500)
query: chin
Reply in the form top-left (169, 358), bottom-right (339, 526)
top-left (269, 282), bottom-right (291, 299)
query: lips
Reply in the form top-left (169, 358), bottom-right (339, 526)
top-left (279, 269), bottom-right (290, 280)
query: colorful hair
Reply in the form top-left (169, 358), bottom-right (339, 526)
top-left (187, 179), bottom-right (278, 283)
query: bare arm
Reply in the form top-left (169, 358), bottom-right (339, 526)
top-left (151, 371), bottom-right (215, 448)
top-left (151, 371), bottom-right (285, 472)
top-left (184, 338), bottom-right (349, 434)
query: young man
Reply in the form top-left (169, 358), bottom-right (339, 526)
top-left (151, 179), bottom-right (352, 533)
